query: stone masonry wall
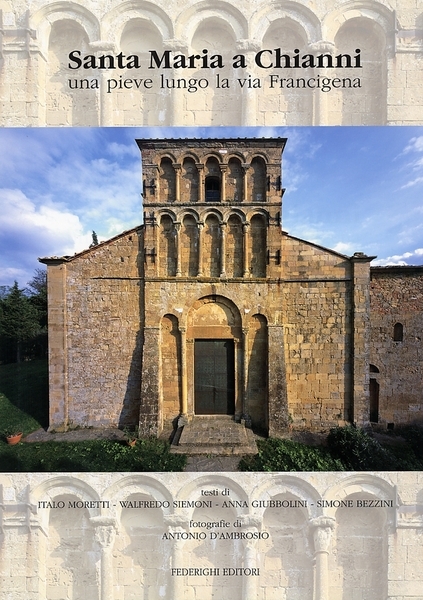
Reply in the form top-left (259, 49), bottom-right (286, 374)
top-left (44, 228), bottom-right (144, 430)
top-left (281, 235), bottom-right (354, 429)
top-left (370, 267), bottom-right (423, 427)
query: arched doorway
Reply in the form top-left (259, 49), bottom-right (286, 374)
top-left (187, 296), bottom-right (242, 418)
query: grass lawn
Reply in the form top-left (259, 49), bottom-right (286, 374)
top-left (0, 359), bottom-right (186, 472)
top-left (0, 437), bottom-right (186, 472)
top-left (0, 358), bottom-right (48, 434)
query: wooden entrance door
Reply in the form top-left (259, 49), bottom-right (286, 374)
top-left (194, 340), bottom-right (235, 415)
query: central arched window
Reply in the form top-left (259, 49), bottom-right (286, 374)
top-left (205, 176), bottom-right (221, 202)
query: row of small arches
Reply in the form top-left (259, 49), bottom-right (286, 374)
top-left (158, 212), bottom-right (267, 278)
top-left (42, 3), bottom-right (392, 124)
top-left (154, 154), bottom-right (269, 204)
top-left (35, 1), bottom-right (396, 55)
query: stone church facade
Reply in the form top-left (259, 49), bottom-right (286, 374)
top-left (41, 138), bottom-right (423, 436)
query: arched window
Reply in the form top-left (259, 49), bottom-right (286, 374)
top-left (205, 177), bottom-right (221, 202)
top-left (159, 158), bottom-right (176, 202)
top-left (393, 323), bottom-right (403, 342)
top-left (250, 157), bottom-right (267, 202)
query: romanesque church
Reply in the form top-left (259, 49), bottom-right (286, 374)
top-left (41, 138), bottom-right (423, 439)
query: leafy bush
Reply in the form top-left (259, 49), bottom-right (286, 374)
top-left (239, 437), bottom-right (344, 472)
top-left (0, 437), bottom-right (186, 472)
top-left (395, 425), bottom-right (423, 461)
top-left (327, 425), bottom-right (401, 470)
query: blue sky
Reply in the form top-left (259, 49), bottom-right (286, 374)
top-left (1, 126), bottom-right (423, 288)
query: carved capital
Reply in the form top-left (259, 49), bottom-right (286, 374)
top-left (236, 39), bottom-right (261, 53)
top-left (90, 516), bottom-right (117, 549)
top-left (164, 514), bottom-right (187, 529)
top-left (310, 516), bottom-right (335, 554)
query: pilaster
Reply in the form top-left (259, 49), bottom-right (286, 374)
top-left (40, 258), bottom-right (69, 431)
top-left (351, 252), bottom-right (375, 426)
top-left (140, 326), bottom-right (161, 436)
top-left (267, 324), bottom-right (289, 435)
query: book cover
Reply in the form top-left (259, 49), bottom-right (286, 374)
top-left (1, 2), bottom-right (423, 599)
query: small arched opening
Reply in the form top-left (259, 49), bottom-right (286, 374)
top-left (393, 322), bottom-right (403, 343)
top-left (205, 176), bottom-right (221, 202)
top-left (369, 364), bottom-right (380, 423)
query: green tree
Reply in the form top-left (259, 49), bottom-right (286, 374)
top-left (27, 268), bottom-right (47, 330)
top-left (0, 281), bottom-right (40, 363)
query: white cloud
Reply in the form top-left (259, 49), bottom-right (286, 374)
top-left (373, 248), bottom-right (423, 266)
top-left (401, 176), bottom-right (423, 189)
top-left (107, 141), bottom-right (139, 158)
top-left (412, 157), bottom-right (423, 169)
top-left (0, 187), bottom-right (88, 261)
top-left (403, 136), bottom-right (423, 154)
top-left (332, 242), bottom-right (355, 255)
top-left (0, 267), bottom-right (30, 287)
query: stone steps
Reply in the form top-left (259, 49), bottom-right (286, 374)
top-left (171, 416), bottom-right (258, 456)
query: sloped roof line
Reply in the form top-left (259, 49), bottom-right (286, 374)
top-left (39, 224), bottom-right (143, 263)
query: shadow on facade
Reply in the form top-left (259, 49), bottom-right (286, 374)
top-left (118, 231), bottom-right (144, 431)
top-left (118, 329), bottom-right (144, 430)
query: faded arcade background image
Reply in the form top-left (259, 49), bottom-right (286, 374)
top-left (0, 0), bottom-right (423, 126)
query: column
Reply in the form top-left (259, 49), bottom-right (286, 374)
top-left (196, 164), bottom-right (204, 202)
top-left (90, 42), bottom-right (116, 126)
top-left (220, 221), bottom-right (227, 278)
top-left (84, 41), bottom-right (136, 126)
top-left (99, 71), bottom-right (114, 126)
top-left (0, 489), bottom-right (50, 599)
top-left (91, 517), bottom-right (117, 600)
top-left (220, 165), bottom-right (227, 202)
top-left (310, 42), bottom-right (334, 125)
top-left (242, 327), bottom-right (249, 421)
top-left (169, 42), bottom-right (187, 124)
top-left (179, 327), bottom-right (188, 418)
top-left (235, 337), bottom-right (243, 421)
top-left (164, 515), bottom-right (188, 600)
top-left (240, 516), bottom-right (261, 598)
top-left (236, 41), bottom-right (260, 125)
top-left (243, 222), bottom-right (250, 277)
top-left (174, 164), bottom-right (181, 202)
top-left (242, 164), bottom-right (250, 202)
top-left (154, 216), bottom-right (160, 277)
top-left (310, 516), bottom-right (335, 600)
top-left (175, 222), bottom-right (182, 277)
top-left (197, 222), bottom-right (204, 276)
